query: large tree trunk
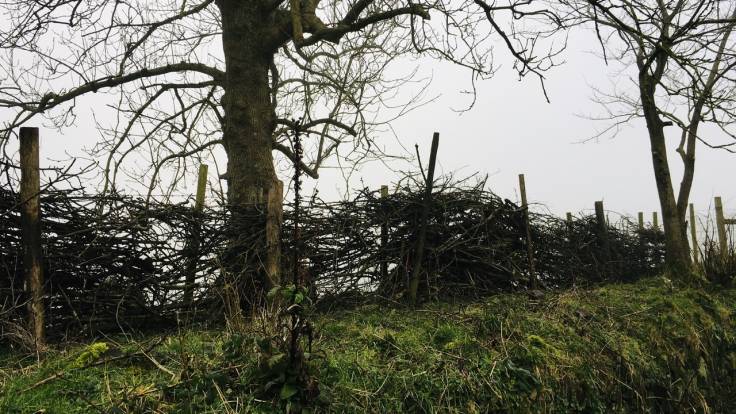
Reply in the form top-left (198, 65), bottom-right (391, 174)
top-left (218, 1), bottom-right (282, 325)
top-left (639, 73), bottom-right (692, 275)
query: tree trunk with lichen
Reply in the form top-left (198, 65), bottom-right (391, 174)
top-left (217, 1), bottom-right (283, 326)
top-left (212, 0), bottom-right (432, 323)
top-left (639, 71), bottom-right (692, 276)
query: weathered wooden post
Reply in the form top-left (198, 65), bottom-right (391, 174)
top-left (595, 201), bottom-right (610, 278)
top-left (519, 174), bottom-right (537, 289)
top-left (635, 211), bottom-right (646, 274)
top-left (183, 164), bottom-right (208, 309)
top-left (194, 164), bottom-right (208, 212)
top-left (380, 185), bottom-right (389, 282)
top-left (409, 132), bottom-right (439, 305)
top-left (653, 212), bottom-right (659, 230)
top-left (266, 180), bottom-right (284, 288)
top-left (689, 203), bottom-right (699, 264)
top-left (565, 212), bottom-right (576, 286)
top-left (715, 196), bottom-right (728, 256)
top-left (19, 127), bottom-right (45, 350)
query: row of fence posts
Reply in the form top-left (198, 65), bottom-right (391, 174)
top-left (388, 133), bottom-right (735, 298)
top-left (567, 198), bottom-right (732, 267)
top-left (11, 128), bottom-right (736, 349)
top-left (568, 198), bottom-right (733, 266)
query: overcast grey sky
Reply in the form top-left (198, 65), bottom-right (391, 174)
top-left (10, 30), bottom-right (736, 222)
top-left (310, 30), bottom-right (736, 221)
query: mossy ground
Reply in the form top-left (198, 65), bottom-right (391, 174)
top-left (1, 277), bottom-right (735, 413)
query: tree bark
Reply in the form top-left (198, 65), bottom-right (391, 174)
top-left (218, 1), bottom-right (283, 323)
top-left (676, 20), bottom-right (735, 252)
top-left (639, 72), bottom-right (692, 275)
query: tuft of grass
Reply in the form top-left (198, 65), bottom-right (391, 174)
top-left (1, 277), bottom-right (735, 413)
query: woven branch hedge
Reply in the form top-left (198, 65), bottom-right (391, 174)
top-left (0, 172), bottom-right (664, 337)
top-left (1, 184), bottom-right (228, 338)
top-left (289, 177), bottom-right (665, 303)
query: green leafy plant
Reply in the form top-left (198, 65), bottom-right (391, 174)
top-left (247, 284), bottom-right (321, 412)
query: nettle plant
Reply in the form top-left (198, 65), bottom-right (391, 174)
top-left (266, 285), bottom-right (317, 403)
top-left (243, 124), bottom-right (320, 412)
top-left (216, 284), bottom-right (319, 411)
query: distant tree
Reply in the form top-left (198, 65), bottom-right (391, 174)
top-left (0, 0), bottom-right (564, 322)
top-left (567, 0), bottom-right (736, 276)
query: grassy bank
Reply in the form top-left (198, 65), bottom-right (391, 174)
top-left (2, 277), bottom-right (735, 413)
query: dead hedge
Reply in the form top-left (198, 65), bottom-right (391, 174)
top-left (0, 170), bottom-right (665, 338)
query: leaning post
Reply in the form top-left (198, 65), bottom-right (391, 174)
top-left (409, 132), bottom-right (439, 305)
top-left (19, 127), bottom-right (45, 350)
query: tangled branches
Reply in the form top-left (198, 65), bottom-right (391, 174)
top-left (0, 170), bottom-right (664, 339)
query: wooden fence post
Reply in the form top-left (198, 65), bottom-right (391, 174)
top-left (266, 180), bottom-right (284, 288)
top-left (689, 203), bottom-right (698, 264)
top-left (19, 127), bottom-right (45, 350)
top-left (183, 164), bottom-right (208, 309)
top-left (565, 212), bottom-right (576, 286)
top-left (715, 196), bottom-right (728, 256)
top-left (519, 174), bottom-right (537, 289)
top-left (380, 185), bottom-right (389, 281)
top-left (653, 212), bottom-right (659, 230)
top-left (595, 201), bottom-right (610, 276)
top-left (636, 211), bottom-right (645, 272)
top-left (194, 164), bottom-right (208, 212)
top-left (409, 132), bottom-right (439, 305)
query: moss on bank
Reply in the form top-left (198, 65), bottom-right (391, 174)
top-left (1, 277), bottom-right (735, 413)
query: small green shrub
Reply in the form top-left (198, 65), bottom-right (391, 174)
top-left (73, 342), bottom-right (109, 367)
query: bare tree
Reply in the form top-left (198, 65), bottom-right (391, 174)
top-left (568, 0), bottom-right (736, 276)
top-left (0, 0), bottom-right (564, 321)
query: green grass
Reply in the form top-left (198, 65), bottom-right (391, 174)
top-left (2, 277), bottom-right (735, 413)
